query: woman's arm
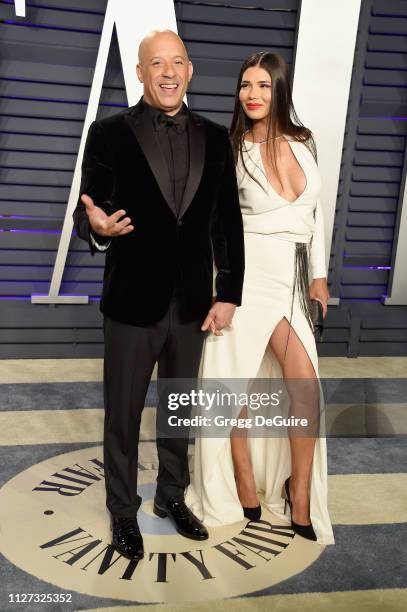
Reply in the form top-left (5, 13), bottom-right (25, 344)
top-left (310, 198), bottom-right (327, 279)
top-left (309, 198), bottom-right (330, 316)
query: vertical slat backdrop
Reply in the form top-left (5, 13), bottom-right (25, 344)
top-left (0, 0), bottom-right (406, 357)
top-left (0, 0), bottom-right (118, 357)
top-left (329, 0), bottom-right (407, 356)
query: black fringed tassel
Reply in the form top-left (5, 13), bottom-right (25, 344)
top-left (294, 242), bottom-right (314, 333)
top-left (283, 241), bottom-right (313, 362)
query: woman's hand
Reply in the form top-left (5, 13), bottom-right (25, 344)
top-left (309, 278), bottom-right (330, 318)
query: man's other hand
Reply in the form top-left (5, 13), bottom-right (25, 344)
top-left (81, 194), bottom-right (134, 237)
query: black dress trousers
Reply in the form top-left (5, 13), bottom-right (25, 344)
top-left (103, 295), bottom-right (206, 517)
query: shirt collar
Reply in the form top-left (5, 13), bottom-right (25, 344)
top-left (142, 97), bottom-right (189, 131)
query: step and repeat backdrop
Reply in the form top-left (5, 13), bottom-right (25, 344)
top-left (0, 0), bottom-right (406, 358)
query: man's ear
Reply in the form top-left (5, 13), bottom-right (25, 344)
top-left (136, 63), bottom-right (143, 83)
top-left (188, 60), bottom-right (193, 83)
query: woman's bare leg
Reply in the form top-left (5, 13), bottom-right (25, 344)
top-left (269, 317), bottom-right (319, 525)
top-left (230, 317), bottom-right (319, 514)
top-left (231, 406), bottom-right (259, 507)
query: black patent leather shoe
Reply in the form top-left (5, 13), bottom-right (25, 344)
top-left (243, 504), bottom-right (262, 521)
top-left (153, 497), bottom-right (209, 541)
top-left (111, 515), bottom-right (144, 560)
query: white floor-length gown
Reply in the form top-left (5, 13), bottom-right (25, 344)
top-left (185, 137), bottom-right (335, 546)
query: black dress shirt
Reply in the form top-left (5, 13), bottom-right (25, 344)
top-left (143, 99), bottom-right (190, 217)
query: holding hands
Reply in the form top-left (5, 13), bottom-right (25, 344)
top-left (201, 302), bottom-right (236, 336)
top-left (81, 194), bottom-right (134, 237)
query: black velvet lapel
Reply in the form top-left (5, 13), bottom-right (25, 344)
top-left (179, 112), bottom-right (205, 219)
top-left (125, 102), bottom-right (177, 216)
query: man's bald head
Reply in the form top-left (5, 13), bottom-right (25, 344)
top-left (138, 30), bottom-right (188, 65)
top-left (136, 29), bottom-right (193, 115)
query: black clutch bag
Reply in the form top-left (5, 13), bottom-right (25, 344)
top-left (310, 299), bottom-right (324, 341)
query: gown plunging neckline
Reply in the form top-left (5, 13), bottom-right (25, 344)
top-left (244, 137), bottom-right (308, 206)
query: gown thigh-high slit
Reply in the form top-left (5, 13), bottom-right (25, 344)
top-left (185, 138), bottom-right (335, 546)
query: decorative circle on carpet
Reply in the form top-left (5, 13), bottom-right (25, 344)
top-left (0, 445), bottom-right (323, 602)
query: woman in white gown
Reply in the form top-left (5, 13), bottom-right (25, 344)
top-left (186, 51), bottom-right (335, 545)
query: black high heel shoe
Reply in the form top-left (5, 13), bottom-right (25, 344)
top-left (243, 504), bottom-right (262, 521)
top-left (235, 476), bottom-right (262, 521)
top-left (282, 477), bottom-right (317, 541)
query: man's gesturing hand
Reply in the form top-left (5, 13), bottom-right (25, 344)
top-left (201, 302), bottom-right (236, 336)
top-left (81, 194), bottom-right (134, 237)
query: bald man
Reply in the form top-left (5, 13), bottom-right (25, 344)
top-left (73, 30), bottom-right (244, 560)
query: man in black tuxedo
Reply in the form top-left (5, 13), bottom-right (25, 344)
top-left (73, 30), bottom-right (244, 560)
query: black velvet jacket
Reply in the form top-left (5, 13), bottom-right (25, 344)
top-left (73, 99), bottom-right (245, 326)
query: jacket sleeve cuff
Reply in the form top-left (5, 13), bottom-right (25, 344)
top-left (214, 297), bottom-right (241, 306)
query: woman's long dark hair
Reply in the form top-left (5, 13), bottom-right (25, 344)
top-left (230, 51), bottom-right (317, 190)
